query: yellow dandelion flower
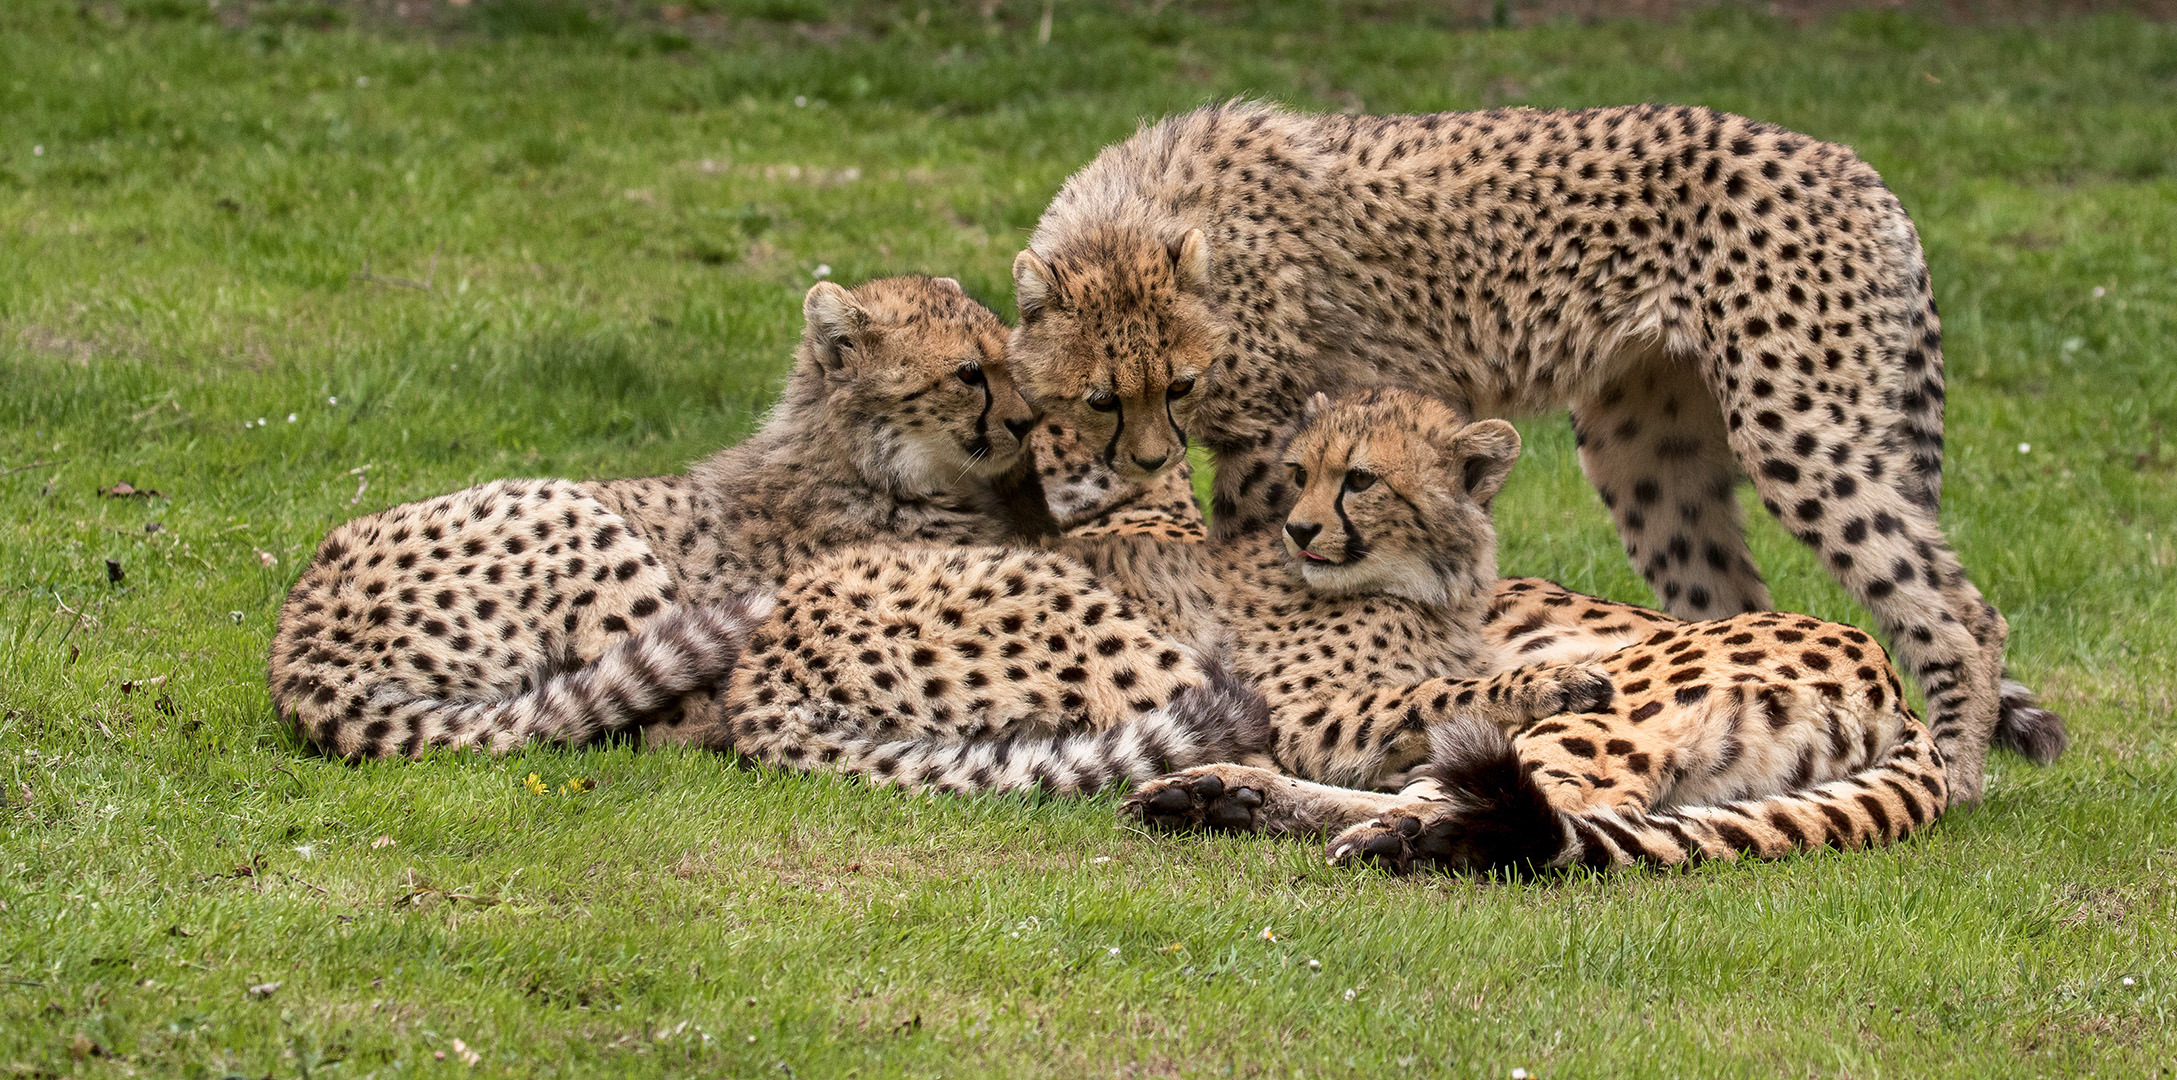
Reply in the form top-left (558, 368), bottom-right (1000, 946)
top-left (523, 772), bottom-right (547, 795)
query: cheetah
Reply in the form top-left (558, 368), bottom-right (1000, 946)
top-left (1005, 100), bottom-right (2061, 805)
top-left (270, 276), bottom-right (1066, 759)
top-left (725, 389), bottom-right (1946, 874)
top-left (1124, 604), bottom-right (1948, 874)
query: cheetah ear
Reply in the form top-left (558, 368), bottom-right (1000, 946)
top-left (1445, 419), bottom-right (1521, 505)
top-left (1166, 228), bottom-right (1210, 293)
top-left (1013, 249), bottom-right (1057, 322)
top-left (802, 281), bottom-right (866, 377)
top-left (931, 276), bottom-right (963, 294)
top-left (1301, 391), bottom-right (1333, 424)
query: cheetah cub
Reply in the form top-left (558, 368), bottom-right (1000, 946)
top-left (269, 276), bottom-right (1054, 760)
top-left (724, 389), bottom-right (1616, 795)
top-left (1009, 100), bottom-right (2060, 804)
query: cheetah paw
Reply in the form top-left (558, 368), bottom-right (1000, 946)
top-left (1530, 662), bottom-right (1616, 717)
top-left (1325, 815), bottom-right (1423, 872)
top-left (1121, 768), bottom-right (1268, 833)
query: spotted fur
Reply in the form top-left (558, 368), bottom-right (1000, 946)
top-left (1125, 592), bottom-right (1949, 873)
top-left (1325, 700), bottom-right (1945, 873)
top-left (1009, 100), bottom-right (2061, 804)
top-left (1031, 417), bottom-right (1206, 542)
top-left (724, 390), bottom-right (1612, 794)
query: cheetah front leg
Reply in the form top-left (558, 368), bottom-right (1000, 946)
top-left (1485, 578), bottom-right (1677, 666)
top-left (1122, 764), bottom-right (1452, 837)
top-left (1273, 662), bottom-right (1617, 787)
top-left (1201, 432), bottom-right (1304, 544)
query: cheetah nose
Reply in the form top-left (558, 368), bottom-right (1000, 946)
top-left (1285, 521), bottom-right (1322, 549)
top-left (1132, 453), bottom-right (1169, 472)
top-left (1003, 417), bottom-right (1034, 440)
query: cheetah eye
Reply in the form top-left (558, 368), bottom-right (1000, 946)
top-left (1289, 464), bottom-right (1308, 490)
top-left (1166, 377), bottom-right (1195, 399)
top-left (1087, 390), bottom-right (1119, 412)
top-left (1343, 468), bottom-right (1378, 494)
top-left (956, 363), bottom-right (985, 387)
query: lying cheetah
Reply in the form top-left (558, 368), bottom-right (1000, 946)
top-left (1125, 606), bottom-right (1948, 873)
top-left (271, 276), bottom-right (1070, 759)
top-left (1007, 100), bottom-right (2060, 805)
top-left (726, 389), bottom-right (1946, 870)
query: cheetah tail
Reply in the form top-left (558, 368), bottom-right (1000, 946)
top-left (1994, 677), bottom-right (2069, 765)
top-left (340, 594), bottom-right (774, 758)
top-left (1336, 716), bottom-right (1948, 874)
top-left (825, 660), bottom-right (1274, 797)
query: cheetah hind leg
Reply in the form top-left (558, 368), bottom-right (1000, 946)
top-left (1122, 764), bottom-right (1448, 838)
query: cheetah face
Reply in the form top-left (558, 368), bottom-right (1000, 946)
top-left (1281, 390), bottom-right (1520, 606)
top-left (801, 277), bottom-right (1039, 491)
top-left (1007, 227), bottom-right (1221, 482)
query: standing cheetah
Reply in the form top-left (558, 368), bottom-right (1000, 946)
top-left (724, 390), bottom-right (1947, 871)
top-left (270, 276), bottom-right (1064, 759)
top-left (1005, 101), bottom-right (2060, 805)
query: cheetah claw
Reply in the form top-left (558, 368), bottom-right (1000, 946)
top-left (1558, 665), bottom-right (1616, 715)
top-left (1326, 815), bottom-right (1423, 872)
top-left (1122, 770), bottom-right (1267, 833)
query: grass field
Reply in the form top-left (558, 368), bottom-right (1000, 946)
top-left (3, 1), bottom-right (2175, 1075)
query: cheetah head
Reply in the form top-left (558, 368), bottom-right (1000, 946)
top-left (1007, 224), bottom-right (1223, 482)
top-left (798, 276), bottom-right (1039, 493)
top-left (1280, 389), bottom-right (1520, 606)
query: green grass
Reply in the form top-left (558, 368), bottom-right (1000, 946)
top-left (4, 2), bottom-right (2175, 1075)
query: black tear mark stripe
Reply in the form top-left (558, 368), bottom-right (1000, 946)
top-left (973, 381), bottom-right (994, 445)
top-left (1101, 395), bottom-right (1126, 468)
top-left (1163, 395), bottom-right (1187, 450)
top-left (1333, 487), bottom-right (1370, 563)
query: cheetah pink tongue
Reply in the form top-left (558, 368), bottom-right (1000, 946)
top-left (1301, 551), bottom-right (1331, 563)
